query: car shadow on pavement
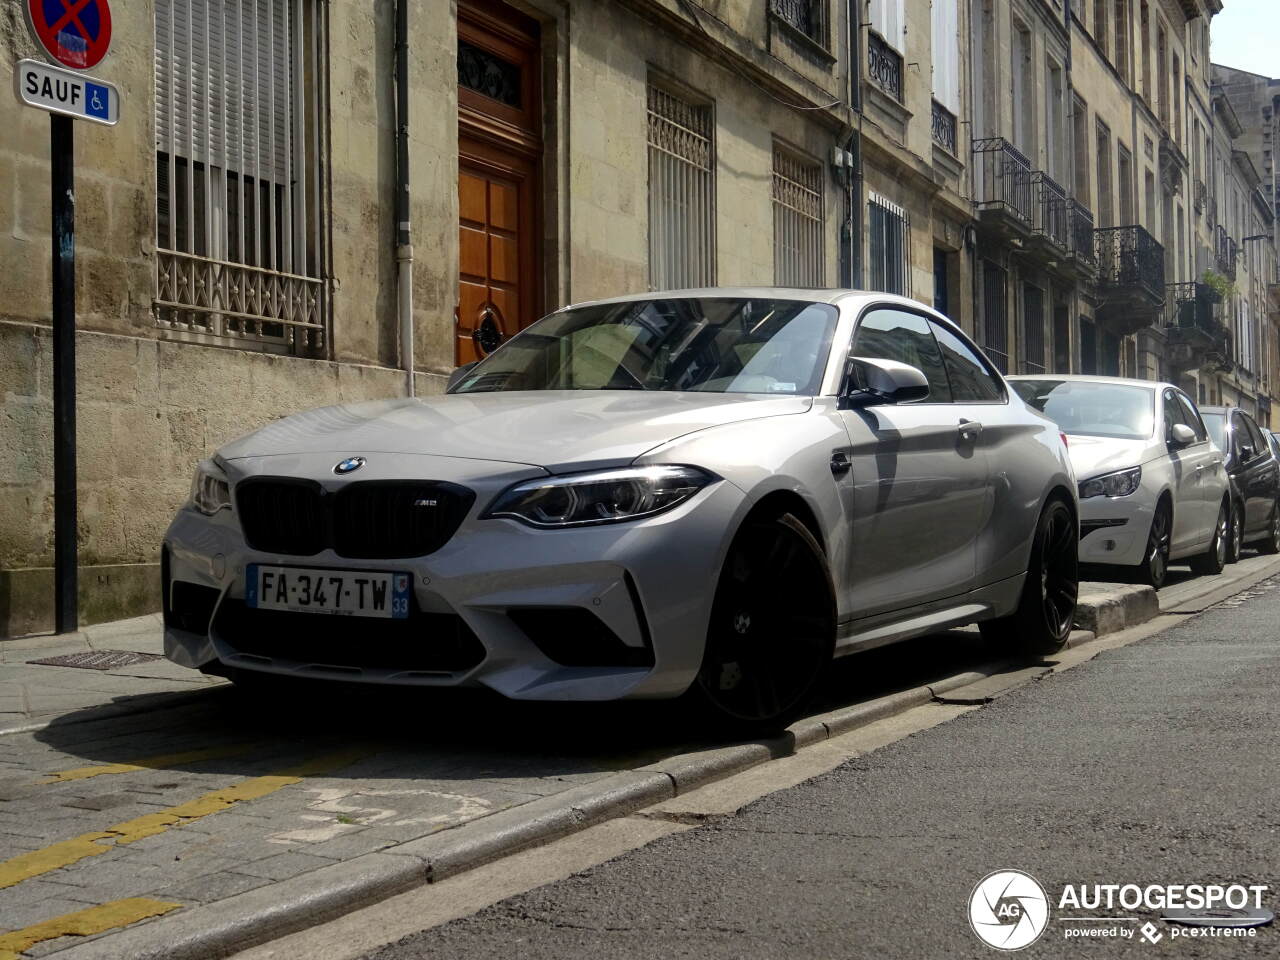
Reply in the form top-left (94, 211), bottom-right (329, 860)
top-left (30, 627), bottom-right (1027, 789)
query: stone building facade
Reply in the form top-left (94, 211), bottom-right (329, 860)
top-left (1, 0), bottom-right (876, 634)
top-left (3, 0), bottom-right (1279, 634)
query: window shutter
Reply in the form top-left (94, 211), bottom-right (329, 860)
top-left (156, 0), bottom-right (293, 183)
top-left (931, 0), bottom-right (960, 112)
top-left (871, 0), bottom-right (906, 53)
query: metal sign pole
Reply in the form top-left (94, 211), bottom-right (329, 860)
top-left (51, 113), bottom-right (77, 633)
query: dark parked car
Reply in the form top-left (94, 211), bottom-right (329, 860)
top-left (1199, 406), bottom-right (1280, 561)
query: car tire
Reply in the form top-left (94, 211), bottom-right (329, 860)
top-left (1260, 502), bottom-right (1280, 555)
top-left (1134, 500), bottom-right (1173, 589)
top-left (1226, 502), bottom-right (1244, 564)
top-left (689, 511), bottom-right (836, 736)
top-left (979, 498), bottom-right (1078, 657)
top-left (1189, 499), bottom-right (1229, 576)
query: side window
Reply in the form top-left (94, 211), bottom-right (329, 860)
top-left (851, 310), bottom-right (952, 403)
top-left (1175, 393), bottom-right (1208, 442)
top-left (1162, 390), bottom-right (1183, 441)
top-left (1231, 412), bottom-right (1254, 460)
top-left (929, 321), bottom-right (1004, 402)
top-left (1243, 414), bottom-right (1268, 461)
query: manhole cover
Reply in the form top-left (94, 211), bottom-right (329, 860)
top-left (28, 650), bottom-right (164, 671)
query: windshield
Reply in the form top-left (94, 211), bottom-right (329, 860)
top-left (1200, 412), bottom-right (1226, 450)
top-left (1012, 380), bottom-right (1156, 440)
top-left (451, 298), bottom-right (838, 396)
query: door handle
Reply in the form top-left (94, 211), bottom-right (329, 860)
top-left (830, 451), bottom-right (851, 477)
top-left (958, 419), bottom-right (983, 442)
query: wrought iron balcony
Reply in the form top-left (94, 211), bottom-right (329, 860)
top-left (1067, 201), bottom-right (1097, 271)
top-left (867, 31), bottom-right (902, 102)
top-left (1030, 172), bottom-right (1069, 254)
top-left (1094, 225), bottom-right (1166, 334)
top-left (973, 138), bottom-right (1033, 235)
top-left (1216, 225), bottom-right (1238, 280)
top-left (770, 0), bottom-right (826, 46)
top-left (931, 100), bottom-right (957, 154)
top-left (1165, 281), bottom-right (1226, 344)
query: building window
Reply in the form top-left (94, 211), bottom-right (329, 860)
top-left (646, 81), bottom-right (715, 290)
top-left (1140, 2), bottom-right (1151, 101)
top-left (1073, 96), bottom-right (1091, 206)
top-left (981, 262), bottom-right (1008, 373)
top-left (931, 0), bottom-right (960, 149)
top-left (1011, 22), bottom-right (1034, 155)
top-left (1114, 0), bottom-right (1129, 81)
top-left (772, 145), bottom-right (825, 286)
top-left (868, 194), bottom-right (909, 296)
top-left (1118, 144), bottom-right (1134, 224)
top-left (769, 0), bottom-right (828, 48)
top-left (154, 0), bottom-right (330, 354)
top-left (868, 0), bottom-right (905, 101)
top-left (1046, 60), bottom-right (1066, 183)
top-left (1096, 121), bottom-right (1114, 227)
top-left (1022, 284), bottom-right (1047, 374)
top-left (1093, 0), bottom-right (1108, 58)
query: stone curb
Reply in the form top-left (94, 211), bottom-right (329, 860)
top-left (1160, 556), bottom-right (1280, 614)
top-left (0, 685), bottom-right (226, 737)
top-left (1072, 583), bottom-right (1160, 635)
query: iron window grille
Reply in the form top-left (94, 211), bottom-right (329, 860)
top-left (1216, 225), bottom-right (1238, 280)
top-left (867, 31), bottom-right (903, 102)
top-left (981, 262), bottom-right (1009, 373)
top-left (868, 194), bottom-right (910, 296)
top-left (931, 100), bottom-right (957, 154)
top-left (154, 0), bottom-right (330, 356)
top-left (1068, 201), bottom-right (1097, 267)
top-left (1021, 284), bottom-right (1047, 375)
top-left (773, 145), bottom-right (825, 287)
top-left (646, 82), bottom-right (716, 290)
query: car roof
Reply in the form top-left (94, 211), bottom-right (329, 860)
top-left (1198, 405), bottom-right (1244, 416)
top-left (558, 288), bottom-right (926, 312)
top-left (1005, 374), bottom-right (1166, 391)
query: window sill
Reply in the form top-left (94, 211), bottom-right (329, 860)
top-left (768, 11), bottom-right (836, 66)
top-left (864, 82), bottom-right (911, 139)
top-left (932, 143), bottom-right (964, 181)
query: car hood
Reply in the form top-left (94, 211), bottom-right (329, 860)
top-left (1065, 434), bottom-right (1155, 480)
top-left (217, 390), bottom-right (813, 473)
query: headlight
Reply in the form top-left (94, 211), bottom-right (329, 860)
top-left (485, 465), bottom-right (717, 528)
top-left (191, 460), bottom-right (231, 515)
top-left (1078, 466), bottom-right (1142, 499)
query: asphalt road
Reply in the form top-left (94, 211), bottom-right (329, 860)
top-left (366, 576), bottom-right (1280, 959)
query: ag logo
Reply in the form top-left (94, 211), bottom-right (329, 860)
top-left (969, 870), bottom-right (1050, 951)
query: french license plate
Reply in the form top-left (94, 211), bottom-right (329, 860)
top-left (245, 565), bottom-right (411, 619)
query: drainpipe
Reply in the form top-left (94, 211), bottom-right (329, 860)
top-left (395, 0), bottom-right (415, 397)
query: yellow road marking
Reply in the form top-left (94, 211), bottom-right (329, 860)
top-left (0, 747), bottom-right (370, 890)
top-left (0, 898), bottom-right (181, 960)
top-left (38, 743), bottom-right (262, 784)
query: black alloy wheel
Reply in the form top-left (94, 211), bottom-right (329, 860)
top-left (1190, 500), bottom-right (1229, 576)
top-left (1261, 502), bottom-right (1280, 555)
top-left (1227, 503), bottom-right (1244, 564)
top-left (692, 512), bottom-right (836, 735)
top-left (1139, 502), bottom-right (1173, 589)
top-left (980, 498), bottom-right (1078, 656)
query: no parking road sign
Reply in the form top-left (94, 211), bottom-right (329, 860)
top-left (25, 0), bottom-right (113, 70)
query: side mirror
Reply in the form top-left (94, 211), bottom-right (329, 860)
top-left (1169, 423), bottom-right (1196, 447)
top-left (446, 362), bottom-right (478, 392)
top-left (842, 357), bottom-right (930, 407)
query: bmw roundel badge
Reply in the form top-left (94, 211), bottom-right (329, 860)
top-left (334, 456), bottom-right (366, 475)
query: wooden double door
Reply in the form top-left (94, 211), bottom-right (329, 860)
top-left (456, 1), bottom-right (542, 365)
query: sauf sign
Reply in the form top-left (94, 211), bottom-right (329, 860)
top-left (14, 59), bottom-right (119, 126)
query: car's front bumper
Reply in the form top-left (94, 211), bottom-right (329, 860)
top-left (1076, 487), bottom-right (1153, 568)
top-left (162, 464), bottom-right (744, 702)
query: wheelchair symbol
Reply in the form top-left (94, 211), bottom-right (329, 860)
top-left (90, 90), bottom-right (103, 112)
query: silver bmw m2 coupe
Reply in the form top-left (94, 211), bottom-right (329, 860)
top-left (163, 290), bottom-right (1078, 732)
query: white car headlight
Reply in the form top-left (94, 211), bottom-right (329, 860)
top-left (485, 465), bottom-right (717, 528)
top-left (1078, 466), bottom-right (1142, 499)
top-left (191, 460), bottom-right (232, 515)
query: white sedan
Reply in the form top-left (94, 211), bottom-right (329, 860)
top-left (1009, 376), bottom-right (1229, 588)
